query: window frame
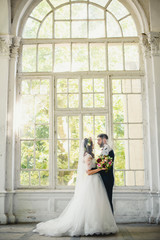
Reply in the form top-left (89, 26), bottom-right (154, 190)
top-left (15, 0), bottom-right (148, 190)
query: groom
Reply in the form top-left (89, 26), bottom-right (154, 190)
top-left (92, 133), bottom-right (115, 214)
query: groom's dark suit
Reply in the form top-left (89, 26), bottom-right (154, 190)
top-left (91, 145), bottom-right (115, 214)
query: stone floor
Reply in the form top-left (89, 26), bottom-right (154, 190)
top-left (0, 223), bottom-right (160, 240)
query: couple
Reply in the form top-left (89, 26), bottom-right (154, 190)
top-left (33, 133), bottom-right (119, 237)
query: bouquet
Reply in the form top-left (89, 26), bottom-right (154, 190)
top-left (96, 155), bottom-right (113, 173)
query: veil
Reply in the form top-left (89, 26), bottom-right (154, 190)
top-left (74, 139), bottom-right (86, 196)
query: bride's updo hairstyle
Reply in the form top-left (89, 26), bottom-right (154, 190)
top-left (84, 138), bottom-right (94, 158)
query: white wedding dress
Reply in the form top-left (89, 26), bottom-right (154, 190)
top-left (33, 141), bottom-right (119, 237)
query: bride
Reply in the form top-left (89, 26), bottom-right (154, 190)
top-left (33, 137), bottom-right (119, 237)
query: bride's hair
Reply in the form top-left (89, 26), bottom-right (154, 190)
top-left (83, 138), bottom-right (94, 158)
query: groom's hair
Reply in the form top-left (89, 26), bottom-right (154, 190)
top-left (97, 133), bottom-right (108, 140)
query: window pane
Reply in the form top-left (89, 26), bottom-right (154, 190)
top-left (94, 94), bottom-right (105, 107)
top-left (70, 140), bottom-right (79, 169)
top-left (114, 140), bottom-right (127, 170)
top-left (57, 79), bottom-right (67, 93)
top-left (69, 116), bottom-right (79, 138)
top-left (128, 95), bottom-right (142, 122)
top-left (57, 94), bottom-right (67, 108)
top-left (35, 125), bottom-right (49, 139)
top-left (72, 43), bottom-right (88, 71)
top-left (21, 80), bottom-right (30, 94)
top-left (69, 94), bottom-right (79, 108)
top-left (113, 124), bottom-right (128, 139)
top-left (72, 21), bottom-right (87, 38)
top-left (83, 94), bottom-right (93, 107)
top-left (69, 79), bottom-right (79, 92)
top-left (112, 79), bottom-right (121, 93)
top-left (21, 141), bottom-right (34, 169)
top-left (50, 0), bottom-right (69, 7)
top-left (90, 0), bottom-right (109, 7)
top-left (95, 116), bottom-right (106, 138)
top-left (40, 171), bottom-right (49, 186)
top-left (126, 171), bottom-right (135, 186)
top-left (83, 116), bottom-right (93, 138)
top-left (120, 16), bottom-right (137, 37)
top-left (106, 12), bottom-right (121, 37)
top-left (112, 95), bottom-right (127, 123)
top-left (57, 116), bottom-right (68, 139)
top-left (57, 171), bottom-right (77, 186)
top-left (55, 21), bottom-right (70, 38)
top-left (136, 171), bottom-right (144, 186)
top-left (20, 124), bottom-right (34, 139)
top-left (21, 95), bottom-right (35, 123)
top-left (30, 0), bottom-right (51, 20)
top-left (40, 80), bottom-right (49, 95)
top-left (57, 140), bottom-right (68, 169)
top-left (107, 0), bottom-right (129, 20)
top-left (129, 124), bottom-right (143, 139)
top-left (23, 18), bottom-right (40, 38)
top-left (38, 13), bottom-right (52, 38)
top-left (132, 79), bottom-right (141, 93)
top-left (129, 140), bottom-right (144, 169)
top-left (89, 20), bottom-right (105, 38)
top-left (38, 44), bottom-right (52, 72)
top-left (54, 44), bottom-right (70, 72)
top-left (30, 171), bottom-right (39, 186)
top-left (89, 4), bottom-right (104, 19)
top-left (20, 171), bottom-right (29, 185)
top-left (72, 3), bottom-right (87, 19)
top-left (82, 78), bottom-right (93, 92)
top-left (124, 44), bottom-right (139, 70)
top-left (90, 43), bottom-right (106, 70)
top-left (55, 5), bottom-right (70, 19)
top-left (35, 140), bottom-right (49, 169)
top-left (108, 43), bottom-right (123, 70)
top-left (31, 79), bottom-right (40, 95)
top-left (22, 45), bottom-right (36, 72)
top-left (94, 78), bottom-right (104, 92)
top-left (122, 79), bottom-right (131, 93)
top-left (35, 95), bottom-right (49, 123)
top-left (115, 171), bottom-right (124, 186)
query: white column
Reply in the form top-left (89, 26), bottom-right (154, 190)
top-left (5, 36), bottom-right (21, 223)
top-left (0, 35), bottom-right (12, 224)
top-left (141, 32), bottom-right (160, 223)
top-left (148, 32), bottom-right (160, 224)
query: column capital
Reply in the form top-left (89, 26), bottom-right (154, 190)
top-left (148, 32), bottom-right (160, 56)
top-left (0, 35), bottom-right (21, 58)
top-left (10, 36), bottom-right (21, 59)
top-left (140, 33), bottom-right (151, 57)
top-left (140, 32), bottom-right (160, 57)
top-left (0, 35), bottom-right (13, 57)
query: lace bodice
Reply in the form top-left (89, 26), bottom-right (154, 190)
top-left (84, 153), bottom-right (96, 170)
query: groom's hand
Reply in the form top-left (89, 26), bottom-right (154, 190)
top-left (101, 168), bottom-right (107, 171)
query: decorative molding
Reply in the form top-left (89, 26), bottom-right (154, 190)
top-left (10, 36), bottom-right (21, 58)
top-left (0, 35), bottom-right (13, 57)
top-left (148, 32), bottom-right (160, 56)
top-left (140, 33), bottom-right (151, 57)
top-left (0, 35), bottom-right (21, 58)
top-left (140, 32), bottom-right (160, 57)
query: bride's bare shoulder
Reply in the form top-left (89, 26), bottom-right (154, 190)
top-left (84, 152), bottom-right (93, 159)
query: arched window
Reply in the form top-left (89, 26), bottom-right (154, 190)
top-left (17, 0), bottom-right (144, 188)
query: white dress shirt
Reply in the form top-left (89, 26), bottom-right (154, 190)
top-left (101, 143), bottom-right (112, 156)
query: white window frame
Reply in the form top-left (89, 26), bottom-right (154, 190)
top-left (15, 0), bottom-right (148, 190)
top-left (15, 72), bottom-right (149, 190)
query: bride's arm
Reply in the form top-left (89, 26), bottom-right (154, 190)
top-left (86, 168), bottom-right (106, 175)
top-left (84, 154), bottom-right (106, 175)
